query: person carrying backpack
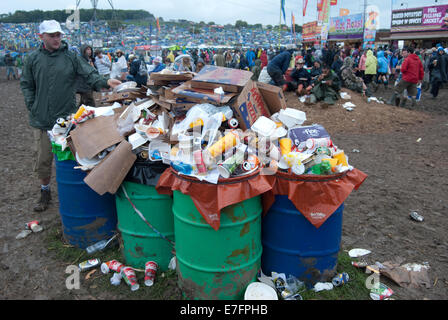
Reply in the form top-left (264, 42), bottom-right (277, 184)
top-left (129, 54), bottom-right (148, 87)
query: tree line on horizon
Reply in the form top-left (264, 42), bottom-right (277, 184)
top-left (0, 9), bottom-right (302, 32)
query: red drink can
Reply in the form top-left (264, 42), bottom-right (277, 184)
top-left (101, 260), bottom-right (124, 274)
top-left (121, 267), bottom-right (139, 291)
top-left (193, 150), bottom-right (207, 175)
top-left (145, 261), bottom-right (158, 286)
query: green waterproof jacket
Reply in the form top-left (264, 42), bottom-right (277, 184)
top-left (365, 50), bottom-right (377, 75)
top-left (20, 41), bottom-right (109, 130)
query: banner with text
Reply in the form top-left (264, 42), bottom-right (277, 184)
top-left (391, 4), bottom-right (448, 32)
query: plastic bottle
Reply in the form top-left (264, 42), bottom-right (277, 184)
top-left (86, 234), bottom-right (117, 255)
top-left (171, 161), bottom-right (193, 175)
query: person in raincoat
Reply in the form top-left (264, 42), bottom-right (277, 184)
top-left (307, 64), bottom-right (341, 106)
top-left (174, 54), bottom-right (195, 72)
top-left (376, 50), bottom-right (389, 89)
top-left (289, 57), bottom-right (312, 96)
top-left (340, 56), bottom-right (369, 96)
top-left (148, 56), bottom-right (165, 74)
top-left (251, 59), bottom-right (262, 81)
top-left (364, 49), bottom-right (377, 91)
top-left (76, 44), bottom-right (96, 107)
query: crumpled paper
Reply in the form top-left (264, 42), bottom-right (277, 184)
top-left (374, 258), bottom-right (431, 289)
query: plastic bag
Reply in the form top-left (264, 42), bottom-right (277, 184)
top-left (171, 104), bottom-right (233, 136)
top-left (258, 67), bottom-right (272, 83)
top-left (110, 62), bottom-right (121, 80)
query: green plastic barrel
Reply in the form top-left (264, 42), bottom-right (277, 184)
top-left (173, 190), bottom-right (262, 300)
top-left (115, 181), bottom-right (174, 271)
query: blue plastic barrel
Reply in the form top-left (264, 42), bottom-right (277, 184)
top-left (261, 195), bottom-right (343, 287)
top-left (55, 156), bottom-right (118, 248)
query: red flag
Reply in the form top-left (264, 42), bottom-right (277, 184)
top-left (303, 0), bottom-right (308, 16)
top-left (156, 18), bottom-right (160, 33)
top-left (331, 0), bottom-right (337, 5)
top-left (317, 0), bottom-right (323, 11)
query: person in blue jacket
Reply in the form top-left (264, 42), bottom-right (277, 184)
top-left (267, 44), bottom-right (295, 90)
top-left (246, 49), bottom-right (256, 69)
top-left (376, 50), bottom-right (389, 89)
top-left (389, 50), bottom-right (399, 82)
top-left (148, 56), bottom-right (165, 74)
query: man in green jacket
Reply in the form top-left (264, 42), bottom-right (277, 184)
top-left (307, 64), bottom-right (341, 106)
top-left (20, 20), bottom-right (121, 212)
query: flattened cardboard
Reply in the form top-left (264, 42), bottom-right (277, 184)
top-left (83, 140), bottom-right (137, 195)
top-left (256, 82), bottom-right (287, 114)
top-left (70, 115), bottom-right (124, 160)
top-left (190, 65), bottom-right (253, 93)
top-left (230, 80), bottom-right (271, 130)
top-left (102, 91), bottom-right (147, 103)
top-left (149, 72), bottom-right (193, 82)
top-left (172, 81), bottom-right (237, 104)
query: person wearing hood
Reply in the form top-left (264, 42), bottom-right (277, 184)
top-left (75, 44), bottom-right (96, 107)
top-left (213, 49), bottom-right (225, 67)
top-left (376, 50), bottom-right (389, 89)
top-left (340, 56), bottom-right (369, 96)
top-left (260, 50), bottom-right (268, 68)
top-left (196, 57), bottom-right (206, 73)
top-left (128, 54), bottom-right (148, 87)
top-left (266, 44), bottom-right (295, 90)
top-left (251, 59), bottom-right (262, 81)
top-left (364, 49), bottom-right (378, 91)
top-left (307, 63), bottom-right (341, 107)
top-left (148, 56), bottom-right (165, 74)
top-left (20, 20), bottom-right (121, 212)
top-left (331, 54), bottom-right (343, 80)
top-left (428, 47), bottom-right (447, 99)
top-left (388, 47), bottom-right (423, 106)
top-left (357, 50), bottom-right (367, 78)
top-left (310, 60), bottom-right (322, 84)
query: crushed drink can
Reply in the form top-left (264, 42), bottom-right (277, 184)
top-left (332, 272), bottom-right (349, 287)
top-left (144, 261), bottom-right (158, 287)
top-left (305, 137), bottom-right (333, 150)
top-left (227, 118), bottom-right (239, 129)
top-left (193, 150), bottom-right (207, 175)
top-left (26, 220), bottom-right (43, 233)
top-left (78, 258), bottom-right (101, 272)
top-left (121, 266), bottom-right (139, 291)
top-left (101, 260), bottom-right (124, 274)
top-left (370, 283), bottom-right (394, 300)
top-left (410, 211), bottom-right (424, 222)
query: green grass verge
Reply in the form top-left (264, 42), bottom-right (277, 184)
top-left (45, 227), bottom-right (370, 300)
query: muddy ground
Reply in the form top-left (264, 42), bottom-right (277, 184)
top-left (0, 69), bottom-right (447, 300)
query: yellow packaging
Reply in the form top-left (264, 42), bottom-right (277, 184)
top-left (279, 138), bottom-right (292, 156)
top-left (333, 151), bottom-right (348, 166)
top-left (322, 158), bottom-right (338, 167)
top-left (207, 131), bottom-right (239, 158)
top-left (74, 105), bottom-right (86, 120)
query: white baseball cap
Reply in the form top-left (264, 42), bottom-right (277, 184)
top-left (39, 20), bottom-right (65, 34)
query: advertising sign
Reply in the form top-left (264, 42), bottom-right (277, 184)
top-left (391, 4), bottom-right (448, 32)
top-left (329, 13), bottom-right (364, 35)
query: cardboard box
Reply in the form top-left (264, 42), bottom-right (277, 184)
top-left (149, 72), bottom-right (193, 82)
top-left (101, 90), bottom-right (147, 103)
top-left (83, 140), bottom-right (137, 195)
top-left (172, 81), bottom-right (237, 104)
top-left (256, 82), bottom-right (287, 114)
top-left (230, 80), bottom-right (271, 130)
top-left (190, 65), bottom-right (253, 93)
top-left (70, 115), bottom-right (124, 160)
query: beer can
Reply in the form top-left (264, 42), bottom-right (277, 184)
top-left (332, 272), bottom-right (349, 287)
top-left (217, 145), bottom-right (246, 178)
top-left (144, 261), bottom-right (158, 287)
top-left (193, 150), bottom-right (207, 175)
top-left (306, 137), bottom-right (332, 150)
top-left (78, 258), bottom-right (101, 272)
top-left (101, 260), bottom-right (124, 274)
top-left (227, 118), bottom-right (239, 129)
top-left (242, 161), bottom-right (252, 172)
top-left (121, 266), bottom-right (140, 291)
top-left (25, 220), bottom-right (43, 232)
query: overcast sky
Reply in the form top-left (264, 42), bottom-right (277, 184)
top-left (1, 0), bottom-right (445, 28)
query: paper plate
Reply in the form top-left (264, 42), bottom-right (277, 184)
top-left (114, 81), bottom-right (137, 93)
top-left (348, 248), bottom-right (371, 258)
top-left (244, 282), bottom-right (278, 300)
top-left (75, 152), bottom-right (102, 167)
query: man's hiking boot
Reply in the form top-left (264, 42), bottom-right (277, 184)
top-left (33, 189), bottom-right (51, 212)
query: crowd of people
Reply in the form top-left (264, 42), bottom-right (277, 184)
top-left (266, 43), bottom-right (448, 106)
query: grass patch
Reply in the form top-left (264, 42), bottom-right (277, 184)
top-left (45, 227), bottom-right (370, 300)
top-left (299, 251), bottom-right (371, 300)
top-left (44, 226), bottom-right (183, 299)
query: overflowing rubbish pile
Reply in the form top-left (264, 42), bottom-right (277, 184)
top-left (48, 65), bottom-right (354, 190)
